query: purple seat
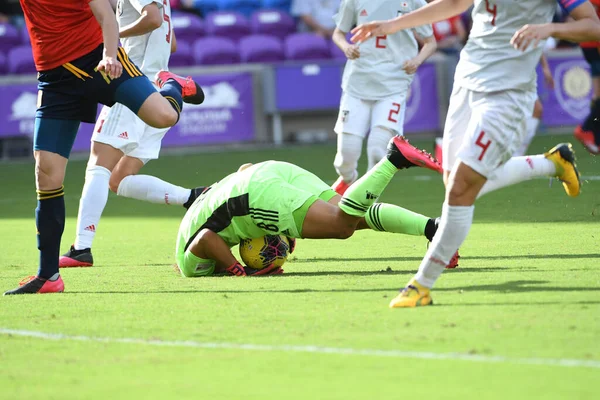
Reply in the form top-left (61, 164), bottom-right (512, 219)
top-left (0, 52), bottom-right (7, 74)
top-left (205, 11), bottom-right (251, 42)
top-left (0, 23), bottom-right (21, 53)
top-left (284, 33), bottom-right (331, 61)
top-left (250, 9), bottom-right (295, 39)
top-left (8, 46), bottom-right (36, 74)
top-left (193, 37), bottom-right (240, 65)
top-left (171, 11), bottom-right (205, 43)
top-left (239, 34), bottom-right (284, 63)
top-left (169, 39), bottom-right (195, 67)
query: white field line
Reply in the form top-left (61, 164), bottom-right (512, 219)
top-left (1, 328), bottom-right (599, 369)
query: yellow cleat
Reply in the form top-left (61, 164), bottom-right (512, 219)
top-left (389, 279), bottom-right (433, 308)
top-left (544, 143), bottom-right (581, 197)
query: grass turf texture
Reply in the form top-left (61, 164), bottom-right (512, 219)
top-left (0, 135), bottom-right (599, 399)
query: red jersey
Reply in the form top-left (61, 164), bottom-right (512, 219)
top-left (432, 16), bottom-right (461, 42)
top-left (581, 0), bottom-right (600, 48)
top-left (20, 0), bottom-right (103, 71)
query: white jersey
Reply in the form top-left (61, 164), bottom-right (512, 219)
top-left (335, 0), bottom-right (433, 100)
top-left (116, 0), bottom-right (171, 78)
top-left (455, 0), bottom-right (574, 93)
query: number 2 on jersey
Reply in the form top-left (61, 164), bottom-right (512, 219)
top-left (163, 0), bottom-right (171, 43)
top-left (485, 0), bottom-right (497, 26)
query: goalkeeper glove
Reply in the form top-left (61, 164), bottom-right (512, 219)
top-left (226, 261), bottom-right (284, 276)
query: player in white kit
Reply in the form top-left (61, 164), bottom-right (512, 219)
top-left (351, 0), bottom-right (600, 307)
top-left (60, 0), bottom-right (205, 268)
top-left (331, 0), bottom-right (439, 195)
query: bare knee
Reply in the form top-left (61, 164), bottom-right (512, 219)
top-left (34, 151), bottom-right (67, 190)
top-left (151, 108), bottom-right (178, 128)
top-left (109, 173), bottom-right (125, 193)
top-left (533, 100), bottom-right (543, 119)
top-left (446, 164), bottom-right (487, 206)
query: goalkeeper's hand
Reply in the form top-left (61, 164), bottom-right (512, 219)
top-left (286, 237), bottom-right (296, 254)
top-left (226, 261), bottom-right (284, 276)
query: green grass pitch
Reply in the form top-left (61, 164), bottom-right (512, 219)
top-left (0, 135), bottom-right (599, 399)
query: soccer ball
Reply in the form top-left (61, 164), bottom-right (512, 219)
top-left (239, 235), bottom-right (291, 270)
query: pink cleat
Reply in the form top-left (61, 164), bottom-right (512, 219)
top-left (155, 70), bottom-right (205, 105)
top-left (59, 245), bottom-right (93, 268)
top-left (574, 126), bottom-right (599, 155)
top-left (4, 273), bottom-right (64, 295)
top-left (446, 251), bottom-right (460, 269)
top-left (332, 176), bottom-right (352, 196)
top-left (387, 136), bottom-right (443, 174)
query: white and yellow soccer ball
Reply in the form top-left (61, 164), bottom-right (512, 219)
top-left (239, 235), bottom-right (291, 270)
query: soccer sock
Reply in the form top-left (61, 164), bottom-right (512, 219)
top-left (333, 133), bottom-right (363, 183)
top-left (414, 203), bottom-right (474, 288)
top-left (365, 203), bottom-right (429, 237)
top-left (159, 80), bottom-right (183, 122)
top-left (477, 155), bottom-right (556, 199)
top-left (36, 186), bottom-right (65, 279)
top-left (581, 99), bottom-right (598, 131)
top-left (367, 126), bottom-right (395, 171)
top-left (74, 165), bottom-right (111, 250)
top-left (339, 158), bottom-right (397, 217)
top-left (117, 175), bottom-right (192, 205)
top-left (514, 116), bottom-right (540, 157)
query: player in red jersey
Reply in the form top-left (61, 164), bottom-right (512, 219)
top-left (574, 0), bottom-right (600, 154)
top-left (4, 0), bottom-right (205, 295)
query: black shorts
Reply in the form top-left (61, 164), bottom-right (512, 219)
top-left (581, 47), bottom-right (600, 77)
top-left (34, 44), bottom-right (157, 158)
top-left (36, 44), bottom-right (155, 123)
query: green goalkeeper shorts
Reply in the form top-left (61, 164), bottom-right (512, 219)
top-left (247, 161), bottom-right (337, 239)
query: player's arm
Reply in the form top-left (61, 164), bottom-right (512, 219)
top-left (404, 33), bottom-right (437, 74)
top-left (540, 53), bottom-right (555, 88)
top-left (119, 2), bottom-right (163, 38)
top-left (171, 27), bottom-right (177, 53)
top-left (333, 28), bottom-right (360, 59)
top-left (350, 0), bottom-right (474, 43)
top-left (332, 0), bottom-right (359, 59)
top-left (90, 0), bottom-right (123, 79)
top-left (187, 229), bottom-right (239, 273)
top-left (512, 1), bottom-right (600, 50)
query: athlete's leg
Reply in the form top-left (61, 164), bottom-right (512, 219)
top-left (112, 156), bottom-right (193, 206)
top-left (332, 93), bottom-right (371, 194)
top-left (367, 126), bottom-right (396, 171)
top-left (514, 99), bottom-right (542, 157)
top-left (368, 94), bottom-right (407, 171)
top-left (390, 90), bottom-right (532, 307)
top-left (326, 194), bottom-right (436, 238)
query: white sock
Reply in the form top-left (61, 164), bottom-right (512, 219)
top-left (74, 165), bottom-right (111, 250)
top-left (415, 203), bottom-right (474, 288)
top-left (117, 175), bottom-right (192, 205)
top-left (477, 155), bottom-right (556, 199)
top-left (514, 116), bottom-right (540, 157)
top-left (333, 133), bottom-right (363, 183)
top-left (367, 126), bottom-right (395, 171)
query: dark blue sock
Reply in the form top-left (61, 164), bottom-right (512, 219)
top-left (159, 81), bottom-right (183, 122)
top-left (36, 186), bottom-right (65, 279)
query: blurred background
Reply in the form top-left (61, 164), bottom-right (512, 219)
top-left (0, 0), bottom-right (593, 160)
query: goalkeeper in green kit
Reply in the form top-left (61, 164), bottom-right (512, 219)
top-left (176, 137), bottom-right (459, 277)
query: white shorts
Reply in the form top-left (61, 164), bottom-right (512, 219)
top-left (442, 85), bottom-right (537, 179)
top-left (92, 103), bottom-right (169, 163)
top-left (334, 92), bottom-right (407, 138)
